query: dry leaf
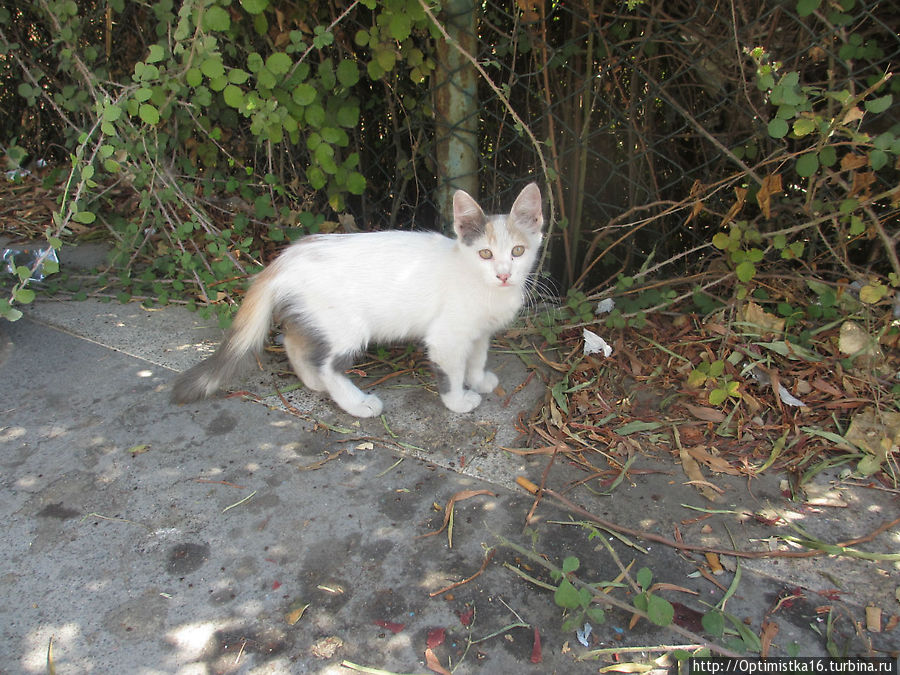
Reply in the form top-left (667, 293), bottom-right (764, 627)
top-left (866, 605), bottom-right (882, 632)
top-left (683, 403), bottom-right (727, 423)
top-left (425, 648), bottom-right (452, 675)
top-left (705, 552), bottom-right (724, 575)
top-left (679, 445), bottom-right (721, 502)
top-left (845, 407), bottom-right (900, 476)
top-left (688, 446), bottom-right (742, 476)
top-left (740, 301), bottom-right (785, 334)
top-left (760, 620), bottom-right (779, 657)
top-left (309, 636), bottom-right (343, 659)
top-left (284, 600), bottom-right (309, 625)
top-left (421, 489), bottom-right (497, 543)
top-left (756, 173), bottom-right (782, 219)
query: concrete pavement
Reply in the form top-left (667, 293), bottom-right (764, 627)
top-left (0, 295), bottom-right (897, 674)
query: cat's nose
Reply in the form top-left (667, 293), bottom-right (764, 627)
top-left (497, 273), bottom-right (510, 283)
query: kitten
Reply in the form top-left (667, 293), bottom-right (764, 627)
top-left (172, 182), bottom-right (544, 417)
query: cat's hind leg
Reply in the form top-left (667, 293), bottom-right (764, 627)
top-left (318, 354), bottom-right (384, 418)
top-left (282, 327), bottom-right (326, 392)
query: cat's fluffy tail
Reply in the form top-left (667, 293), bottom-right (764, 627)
top-left (171, 264), bottom-right (278, 403)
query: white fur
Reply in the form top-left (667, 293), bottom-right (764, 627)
top-left (172, 183), bottom-right (544, 417)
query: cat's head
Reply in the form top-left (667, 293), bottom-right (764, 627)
top-left (452, 182), bottom-right (544, 289)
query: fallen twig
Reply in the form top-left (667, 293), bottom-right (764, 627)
top-left (429, 548), bottom-right (496, 597)
top-left (516, 477), bottom-right (900, 561)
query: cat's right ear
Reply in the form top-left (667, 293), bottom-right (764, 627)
top-left (453, 190), bottom-right (487, 245)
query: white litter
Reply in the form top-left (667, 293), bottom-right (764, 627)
top-left (583, 329), bottom-right (613, 357)
top-left (595, 298), bottom-right (615, 315)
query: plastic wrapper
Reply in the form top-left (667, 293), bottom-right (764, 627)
top-left (2, 245), bottom-right (59, 282)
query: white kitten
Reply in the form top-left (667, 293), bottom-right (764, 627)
top-left (172, 183), bottom-right (544, 417)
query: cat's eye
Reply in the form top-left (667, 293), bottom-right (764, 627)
top-left (478, 249), bottom-right (493, 259)
top-left (511, 245), bottom-right (526, 257)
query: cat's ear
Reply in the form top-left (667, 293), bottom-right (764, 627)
top-left (453, 190), bottom-right (487, 245)
top-left (509, 182), bottom-right (543, 235)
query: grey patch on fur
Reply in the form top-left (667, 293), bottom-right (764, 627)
top-left (171, 336), bottom-right (250, 403)
top-left (455, 210), bottom-right (487, 246)
top-left (280, 313), bottom-right (331, 368)
top-left (328, 351), bottom-right (355, 374)
top-left (429, 360), bottom-right (451, 395)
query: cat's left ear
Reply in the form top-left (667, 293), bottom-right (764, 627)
top-left (510, 182), bottom-right (543, 235)
top-left (453, 190), bottom-right (487, 244)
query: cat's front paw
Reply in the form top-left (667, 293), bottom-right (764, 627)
top-left (341, 394), bottom-right (384, 418)
top-left (441, 389), bottom-right (482, 414)
top-left (470, 370), bottom-right (499, 394)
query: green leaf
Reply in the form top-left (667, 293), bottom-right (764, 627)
top-left (554, 578), bottom-right (582, 609)
top-left (767, 118), bottom-right (789, 139)
top-left (702, 610), bottom-right (725, 637)
top-left (792, 117), bottom-right (816, 137)
top-left (103, 104), bottom-right (122, 122)
top-left (865, 94), bottom-right (892, 114)
top-left (240, 0), bottom-right (268, 14)
top-left (14, 287), bottom-right (36, 304)
top-left (796, 0), bottom-right (821, 16)
top-left (228, 68), bottom-right (250, 84)
top-left (146, 44), bottom-right (165, 63)
top-left (646, 594), bottom-right (675, 626)
top-left (74, 210), bottom-right (97, 224)
top-left (202, 5), bottom-right (231, 32)
top-left (292, 83), bottom-right (316, 106)
top-left (735, 260), bottom-right (756, 283)
top-left (636, 566), bottom-right (652, 590)
top-left (201, 56), bottom-right (225, 80)
top-left (1, 300), bottom-right (24, 321)
top-left (709, 388), bottom-right (728, 406)
top-left (819, 145), bottom-right (837, 167)
top-left (562, 556), bottom-right (580, 573)
top-left (337, 103), bottom-right (360, 128)
top-left (389, 13), bottom-right (412, 41)
top-left (186, 67), bottom-right (202, 87)
top-left (712, 232), bottom-right (731, 250)
top-left (138, 103), bottom-right (160, 125)
top-left (346, 171), bottom-right (366, 195)
top-left (615, 420), bottom-right (662, 435)
top-left (869, 149), bottom-right (888, 171)
top-left (795, 152), bottom-right (819, 177)
top-left (223, 84), bottom-right (244, 108)
top-left (266, 52), bottom-right (292, 76)
top-left (336, 59), bottom-right (360, 87)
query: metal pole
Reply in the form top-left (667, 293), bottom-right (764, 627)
top-left (433, 0), bottom-right (479, 231)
